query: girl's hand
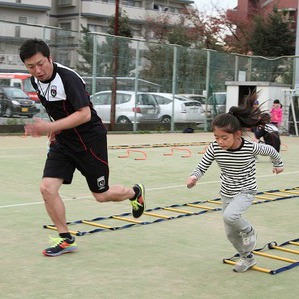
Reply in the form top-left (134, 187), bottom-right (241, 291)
top-left (186, 175), bottom-right (198, 189)
top-left (273, 167), bottom-right (284, 174)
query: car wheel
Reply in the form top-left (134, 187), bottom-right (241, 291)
top-left (5, 107), bottom-right (13, 118)
top-left (161, 115), bottom-right (171, 123)
top-left (27, 114), bottom-right (34, 118)
top-left (117, 116), bottom-right (131, 124)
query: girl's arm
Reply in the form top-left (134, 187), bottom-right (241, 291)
top-left (186, 143), bottom-right (215, 188)
top-left (253, 142), bottom-right (283, 168)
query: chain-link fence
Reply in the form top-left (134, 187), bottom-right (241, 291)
top-left (0, 21), bottom-right (297, 132)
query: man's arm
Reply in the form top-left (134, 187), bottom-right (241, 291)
top-left (25, 106), bottom-right (91, 137)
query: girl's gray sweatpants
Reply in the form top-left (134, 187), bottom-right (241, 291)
top-left (221, 191), bottom-right (256, 256)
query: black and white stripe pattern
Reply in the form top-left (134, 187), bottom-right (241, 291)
top-left (191, 138), bottom-right (283, 197)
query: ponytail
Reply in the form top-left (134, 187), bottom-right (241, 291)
top-left (212, 92), bottom-right (264, 133)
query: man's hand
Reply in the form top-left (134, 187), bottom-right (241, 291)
top-left (25, 118), bottom-right (52, 137)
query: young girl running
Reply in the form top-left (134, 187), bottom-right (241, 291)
top-left (253, 112), bottom-right (281, 153)
top-left (186, 94), bottom-right (284, 273)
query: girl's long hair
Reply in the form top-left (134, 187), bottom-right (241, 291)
top-left (212, 92), bottom-right (264, 133)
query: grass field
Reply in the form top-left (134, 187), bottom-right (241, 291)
top-left (1, 132), bottom-right (299, 299)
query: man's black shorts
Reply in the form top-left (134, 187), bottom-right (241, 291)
top-left (43, 140), bottom-right (109, 193)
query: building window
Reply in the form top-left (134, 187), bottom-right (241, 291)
top-left (60, 22), bottom-right (72, 30)
top-left (58, 22), bottom-right (74, 38)
top-left (123, 0), bottom-right (141, 7)
top-left (15, 26), bottom-right (21, 38)
top-left (88, 24), bottom-right (102, 33)
top-left (19, 16), bottom-right (36, 24)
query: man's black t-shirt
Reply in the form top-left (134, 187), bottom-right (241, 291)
top-left (31, 63), bottom-right (106, 152)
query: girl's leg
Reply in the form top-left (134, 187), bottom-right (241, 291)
top-left (222, 192), bottom-right (256, 256)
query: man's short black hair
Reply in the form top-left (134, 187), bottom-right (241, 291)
top-left (19, 39), bottom-right (50, 62)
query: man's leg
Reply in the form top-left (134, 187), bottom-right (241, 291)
top-left (93, 184), bottom-right (146, 218)
top-left (40, 177), bottom-right (77, 256)
top-left (40, 177), bottom-right (67, 233)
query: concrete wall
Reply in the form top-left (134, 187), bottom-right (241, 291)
top-left (225, 81), bottom-right (292, 111)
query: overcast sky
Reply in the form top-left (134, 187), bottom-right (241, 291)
top-left (192, 0), bottom-right (238, 12)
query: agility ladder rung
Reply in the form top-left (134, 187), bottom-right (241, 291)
top-left (43, 187), bottom-right (299, 236)
top-left (223, 259), bottom-right (272, 274)
top-left (223, 238), bottom-right (299, 275)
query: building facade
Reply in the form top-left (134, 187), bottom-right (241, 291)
top-left (231, 0), bottom-right (298, 29)
top-left (51, 0), bottom-right (194, 38)
top-left (0, 0), bottom-right (194, 71)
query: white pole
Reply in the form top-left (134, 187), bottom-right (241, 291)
top-left (295, 0), bottom-right (299, 90)
top-left (292, 0), bottom-right (299, 135)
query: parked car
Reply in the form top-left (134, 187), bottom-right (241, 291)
top-left (177, 94), bottom-right (212, 112)
top-left (207, 92), bottom-right (227, 116)
top-left (0, 73), bottom-right (39, 102)
top-left (0, 86), bottom-right (39, 118)
top-left (177, 94), bottom-right (206, 105)
top-left (90, 90), bottom-right (161, 124)
top-left (149, 93), bottom-right (209, 123)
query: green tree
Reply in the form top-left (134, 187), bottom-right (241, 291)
top-left (76, 12), bottom-right (134, 77)
top-left (185, 7), bottom-right (225, 51)
top-left (249, 8), bottom-right (295, 57)
top-left (248, 8), bottom-right (295, 82)
top-left (107, 13), bottom-right (133, 38)
top-left (76, 25), bottom-right (94, 75)
top-left (141, 13), bottom-right (210, 93)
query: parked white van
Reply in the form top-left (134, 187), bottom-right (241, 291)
top-left (90, 90), bottom-right (161, 124)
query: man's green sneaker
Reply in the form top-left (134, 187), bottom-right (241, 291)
top-left (130, 184), bottom-right (145, 218)
top-left (42, 236), bottom-right (77, 257)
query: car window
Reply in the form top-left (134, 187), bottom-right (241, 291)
top-left (208, 93), bottom-right (226, 105)
top-left (183, 101), bottom-right (202, 107)
top-left (137, 94), bottom-right (155, 105)
top-left (175, 96), bottom-right (189, 102)
top-left (153, 95), bottom-right (172, 105)
top-left (92, 93), bottom-right (110, 105)
top-left (23, 77), bottom-right (36, 92)
top-left (0, 79), bottom-right (10, 86)
top-left (189, 96), bottom-right (205, 104)
top-left (216, 94), bottom-right (226, 105)
top-left (117, 94), bottom-right (131, 104)
top-left (140, 94), bottom-right (151, 105)
top-left (3, 87), bottom-right (28, 98)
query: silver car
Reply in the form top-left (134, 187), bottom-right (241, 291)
top-left (90, 90), bottom-right (161, 124)
top-left (149, 93), bottom-right (208, 123)
top-left (207, 92), bottom-right (227, 116)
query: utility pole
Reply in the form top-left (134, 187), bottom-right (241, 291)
top-left (110, 0), bottom-right (119, 130)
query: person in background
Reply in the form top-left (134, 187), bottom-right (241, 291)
top-left (19, 39), bottom-right (145, 257)
top-left (253, 112), bottom-right (281, 153)
top-left (270, 99), bottom-right (283, 129)
top-left (186, 93), bottom-right (284, 273)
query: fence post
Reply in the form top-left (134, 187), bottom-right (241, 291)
top-left (133, 40), bottom-right (140, 132)
top-left (171, 45), bottom-right (178, 132)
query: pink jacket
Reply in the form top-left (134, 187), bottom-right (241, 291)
top-left (270, 107), bottom-right (283, 125)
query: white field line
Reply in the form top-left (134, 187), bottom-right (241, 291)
top-left (0, 170), bottom-right (298, 209)
top-left (0, 154), bottom-right (44, 158)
